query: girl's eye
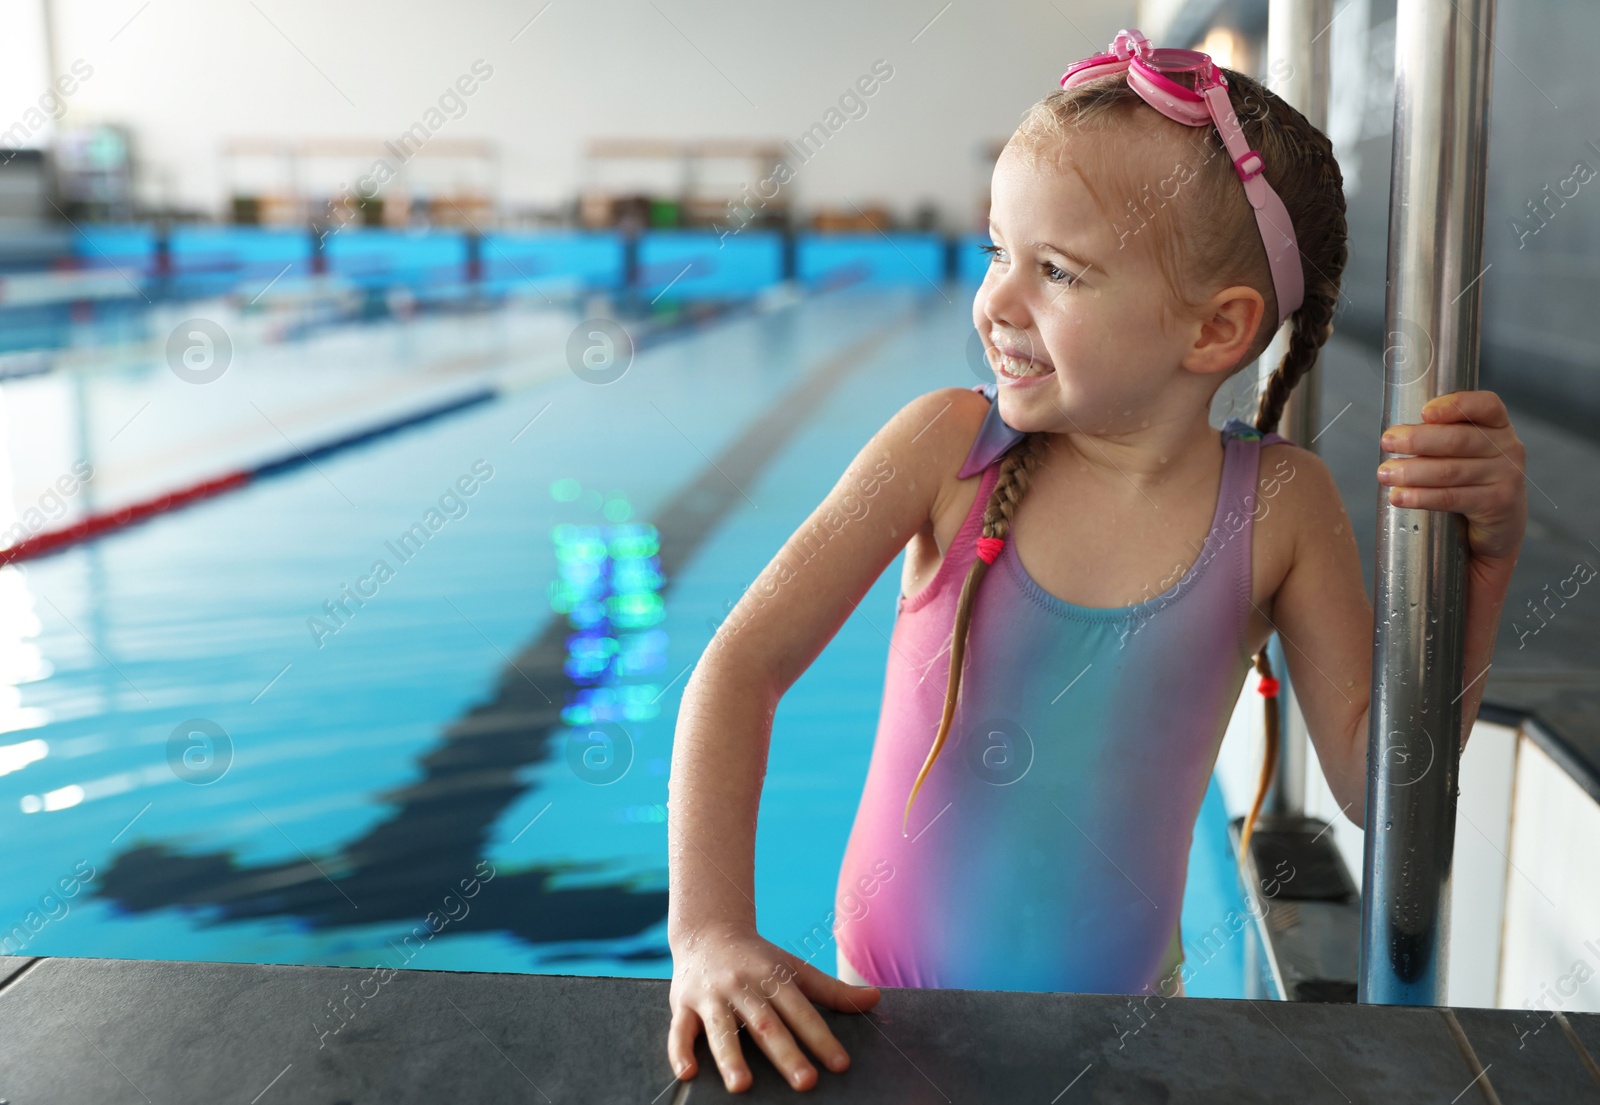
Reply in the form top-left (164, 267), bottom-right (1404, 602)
top-left (979, 243), bottom-right (1077, 286)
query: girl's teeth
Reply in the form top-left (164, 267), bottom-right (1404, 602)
top-left (1001, 354), bottom-right (1050, 378)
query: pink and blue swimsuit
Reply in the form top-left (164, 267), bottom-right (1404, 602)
top-left (833, 384), bottom-right (1286, 994)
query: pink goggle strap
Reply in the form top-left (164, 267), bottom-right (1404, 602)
top-left (1199, 83), bottom-right (1304, 323)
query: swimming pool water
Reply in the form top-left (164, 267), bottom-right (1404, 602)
top-left (0, 286), bottom-right (1247, 996)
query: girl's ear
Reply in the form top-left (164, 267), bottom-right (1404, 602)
top-left (1180, 284), bottom-right (1267, 378)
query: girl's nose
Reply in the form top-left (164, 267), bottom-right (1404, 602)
top-left (982, 269), bottom-right (1031, 333)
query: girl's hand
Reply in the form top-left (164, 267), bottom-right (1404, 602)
top-left (1376, 390), bottom-right (1528, 566)
top-left (668, 920), bottom-right (880, 1093)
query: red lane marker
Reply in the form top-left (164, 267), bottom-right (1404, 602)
top-left (1, 469), bottom-right (252, 566)
top-left (0, 289), bottom-right (806, 567)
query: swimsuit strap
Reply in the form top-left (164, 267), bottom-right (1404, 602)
top-left (957, 382), bottom-right (1026, 479)
top-left (1220, 417), bottom-right (1291, 447)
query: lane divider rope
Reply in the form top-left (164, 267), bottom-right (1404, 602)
top-left (0, 275), bottom-right (873, 566)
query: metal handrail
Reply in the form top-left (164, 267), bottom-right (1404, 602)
top-left (1360, 0), bottom-right (1497, 1007)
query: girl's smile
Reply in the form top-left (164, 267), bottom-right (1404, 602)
top-left (990, 340), bottom-right (1056, 387)
top-left (992, 351), bottom-right (1056, 391)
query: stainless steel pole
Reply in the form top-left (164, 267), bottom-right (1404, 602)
top-left (1359, 0), bottom-right (1495, 1006)
top-left (1261, 0), bottom-right (1331, 818)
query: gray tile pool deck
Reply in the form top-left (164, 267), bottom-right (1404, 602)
top-left (2, 954), bottom-right (1597, 1102)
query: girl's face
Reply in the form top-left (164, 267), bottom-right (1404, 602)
top-left (973, 136), bottom-right (1208, 436)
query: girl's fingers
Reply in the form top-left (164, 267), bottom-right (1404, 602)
top-left (795, 961), bottom-right (882, 1014)
top-left (1384, 481), bottom-right (1502, 513)
top-left (768, 974), bottom-right (856, 1075)
top-left (1381, 420), bottom-right (1514, 459)
top-left (1422, 390), bottom-right (1510, 427)
top-left (727, 989), bottom-right (819, 1092)
top-left (666, 938), bottom-right (881, 1093)
top-left (1384, 393), bottom-right (1524, 473)
top-left (702, 1000), bottom-right (754, 1092)
top-left (1377, 456), bottom-right (1504, 489)
top-left (667, 1004), bottom-right (702, 1082)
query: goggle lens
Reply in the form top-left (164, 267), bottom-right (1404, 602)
top-left (1140, 47), bottom-right (1213, 77)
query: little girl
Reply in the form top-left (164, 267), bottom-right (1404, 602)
top-left (666, 29), bottom-right (1527, 1095)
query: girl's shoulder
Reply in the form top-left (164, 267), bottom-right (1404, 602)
top-left (1254, 438), bottom-right (1340, 512)
top-left (928, 385), bottom-right (998, 479)
top-left (1216, 418), bottom-right (1335, 520)
top-left (880, 385), bottom-right (995, 477)
top-left (1246, 434), bottom-right (1353, 594)
top-left (1235, 433), bottom-right (1355, 653)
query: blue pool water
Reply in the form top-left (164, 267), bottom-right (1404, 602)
top-left (0, 284), bottom-right (1246, 995)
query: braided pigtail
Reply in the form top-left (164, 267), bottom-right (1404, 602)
top-left (901, 432), bottom-right (1050, 835)
top-left (1252, 263), bottom-right (1341, 436)
top-left (1237, 649), bottom-right (1282, 874)
top-left (1240, 132), bottom-right (1347, 869)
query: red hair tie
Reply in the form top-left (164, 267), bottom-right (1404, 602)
top-left (1257, 676), bottom-right (1281, 698)
top-left (975, 536), bottom-right (1004, 565)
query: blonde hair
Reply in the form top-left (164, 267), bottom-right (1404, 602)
top-left (903, 67), bottom-right (1349, 877)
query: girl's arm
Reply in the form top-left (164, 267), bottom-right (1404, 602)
top-left (1259, 443), bottom-right (1375, 826)
top-left (666, 386), bottom-right (989, 1094)
top-left (667, 384), bottom-right (986, 937)
top-left (1265, 391), bottom-right (1527, 828)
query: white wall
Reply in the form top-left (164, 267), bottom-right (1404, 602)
top-left (1498, 732), bottom-right (1600, 1016)
top-left (29, 0), bottom-right (1136, 228)
top-left (0, 1), bottom-right (54, 149)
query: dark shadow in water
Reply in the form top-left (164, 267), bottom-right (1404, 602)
top-left (91, 301), bottom-right (912, 960)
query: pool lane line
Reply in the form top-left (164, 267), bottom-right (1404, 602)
top-left (88, 307), bottom-right (921, 941)
top-left (0, 286), bottom-right (839, 568)
top-left (0, 390), bottom-right (496, 567)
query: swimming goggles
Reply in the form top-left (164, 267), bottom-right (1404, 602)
top-left (1060, 28), bottom-right (1304, 326)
